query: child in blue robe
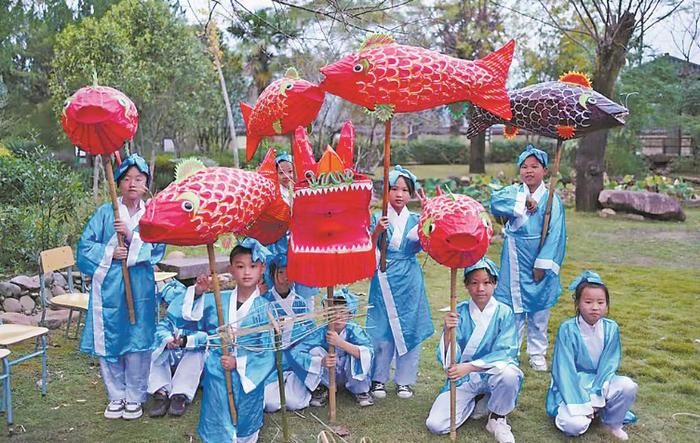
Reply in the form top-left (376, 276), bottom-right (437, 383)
top-left (292, 289), bottom-right (375, 408)
top-left (426, 258), bottom-right (522, 443)
top-left (262, 253), bottom-right (316, 412)
top-left (367, 165), bottom-right (434, 399)
top-left (547, 271), bottom-right (637, 440)
top-left (147, 280), bottom-right (205, 417)
top-left (77, 154), bottom-right (166, 420)
top-left (490, 145), bottom-right (566, 371)
top-left (183, 239), bottom-right (275, 443)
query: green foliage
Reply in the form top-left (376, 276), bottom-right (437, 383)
top-left (152, 150), bottom-right (244, 191)
top-left (0, 145), bottom-right (92, 275)
top-left (49, 0), bottom-right (220, 151)
top-left (422, 175), bottom-right (505, 206)
top-left (487, 139), bottom-right (557, 164)
top-left (604, 174), bottom-right (697, 200)
top-left (604, 130), bottom-right (649, 176)
top-left (390, 137), bottom-right (468, 165)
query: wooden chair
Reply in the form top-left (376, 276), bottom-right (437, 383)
top-left (0, 349), bottom-right (11, 426)
top-left (40, 246), bottom-right (89, 339)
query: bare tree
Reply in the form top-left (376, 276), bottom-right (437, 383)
top-left (672, 0), bottom-right (700, 62)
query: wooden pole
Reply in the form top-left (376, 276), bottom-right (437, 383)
top-left (539, 139), bottom-right (564, 249)
top-left (267, 311), bottom-right (289, 442)
top-left (327, 286), bottom-right (336, 423)
top-left (103, 156), bottom-right (136, 324)
top-left (449, 267), bottom-right (458, 441)
top-left (379, 120), bottom-right (392, 272)
top-left (207, 243), bottom-right (238, 425)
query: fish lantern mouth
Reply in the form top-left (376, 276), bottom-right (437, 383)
top-left (294, 82), bottom-right (326, 103)
top-left (445, 232), bottom-right (481, 252)
top-left (139, 200), bottom-right (202, 246)
top-left (75, 105), bottom-right (112, 124)
top-left (596, 100), bottom-right (629, 126)
top-left (612, 110), bottom-right (628, 124)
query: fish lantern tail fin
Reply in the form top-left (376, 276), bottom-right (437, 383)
top-left (240, 101), bottom-right (261, 161)
top-left (471, 39), bottom-right (516, 121)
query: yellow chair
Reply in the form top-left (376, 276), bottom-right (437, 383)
top-left (154, 271), bottom-right (178, 283)
top-left (40, 246), bottom-right (89, 339)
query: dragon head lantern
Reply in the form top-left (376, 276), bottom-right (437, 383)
top-left (418, 187), bottom-right (493, 269)
top-left (287, 121), bottom-right (375, 287)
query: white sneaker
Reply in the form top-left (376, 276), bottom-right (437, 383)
top-left (104, 399), bottom-right (125, 419)
top-left (486, 416), bottom-right (515, 443)
top-left (122, 402), bottom-right (143, 420)
top-left (528, 355), bottom-right (547, 371)
top-left (606, 425), bottom-right (629, 440)
top-left (470, 394), bottom-right (491, 420)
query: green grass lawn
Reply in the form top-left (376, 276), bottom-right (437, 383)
top-left (4, 209), bottom-right (700, 442)
top-left (372, 163), bottom-right (517, 180)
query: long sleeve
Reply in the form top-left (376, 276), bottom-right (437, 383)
top-left (77, 206), bottom-right (113, 276)
top-left (347, 323), bottom-right (374, 381)
top-left (534, 194), bottom-right (566, 275)
top-left (590, 321), bottom-right (622, 405)
top-left (126, 230), bottom-right (166, 268)
top-left (490, 185), bottom-right (525, 220)
top-left (550, 324), bottom-right (594, 417)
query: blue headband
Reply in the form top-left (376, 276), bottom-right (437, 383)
top-left (275, 152), bottom-right (293, 165)
top-left (568, 271), bottom-right (604, 291)
top-left (517, 144), bottom-right (548, 168)
top-left (114, 153), bottom-right (150, 185)
top-left (237, 237), bottom-right (271, 264)
top-left (388, 165), bottom-right (419, 190)
top-left (322, 287), bottom-right (359, 315)
top-left (463, 257), bottom-right (499, 279)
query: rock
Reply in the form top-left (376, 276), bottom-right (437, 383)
top-left (43, 272), bottom-right (54, 285)
top-left (42, 309), bottom-right (72, 329)
top-left (598, 190), bottom-right (686, 221)
top-left (51, 284), bottom-right (66, 297)
top-left (52, 272), bottom-right (67, 287)
top-left (0, 309), bottom-right (71, 329)
top-left (165, 251), bottom-right (186, 261)
top-left (599, 208), bottom-right (616, 218)
top-left (0, 281), bottom-right (22, 298)
top-left (20, 295), bottom-right (36, 314)
top-left (3, 298), bottom-right (22, 313)
top-left (10, 275), bottom-right (41, 290)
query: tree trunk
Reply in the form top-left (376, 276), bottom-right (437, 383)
top-left (575, 10), bottom-right (636, 211)
top-left (469, 132), bottom-right (486, 173)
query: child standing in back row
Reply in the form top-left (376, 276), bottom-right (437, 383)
top-left (490, 145), bottom-right (566, 371)
top-left (547, 271), bottom-right (637, 440)
top-left (366, 165), bottom-right (433, 400)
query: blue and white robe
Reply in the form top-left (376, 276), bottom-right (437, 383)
top-left (366, 207), bottom-right (434, 356)
top-left (426, 297), bottom-right (523, 434)
top-left (290, 321), bottom-right (374, 395)
top-left (490, 182), bottom-right (566, 314)
top-left (262, 288), bottom-right (316, 411)
top-left (148, 281), bottom-right (206, 400)
top-left (78, 198), bottom-right (166, 361)
top-left (264, 233), bottom-right (319, 308)
top-left (183, 288), bottom-right (274, 442)
top-left (546, 317), bottom-right (637, 434)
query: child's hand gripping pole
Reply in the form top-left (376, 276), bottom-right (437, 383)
top-left (207, 243), bottom-right (238, 426)
top-left (103, 155), bottom-right (136, 324)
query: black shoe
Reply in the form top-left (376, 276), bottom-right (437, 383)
top-left (168, 394), bottom-right (187, 417)
top-left (310, 385), bottom-right (328, 407)
top-left (148, 391), bottom-right (169, 418)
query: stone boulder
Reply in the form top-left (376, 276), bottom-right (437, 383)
top-left (10, 275), bottom-right (41, 290)
top-left (0, 281), bottom-right (22, 298)
top-left (0, 309), bottom-right (71, 329)
top-left (3, 298), bottom-right (22, 313)
top-left (20, 295), bottom-right (36, 314)
top-left (598, 190), bottom-right (686, 221)
top-left (52, 272), bottom-right (68, 288)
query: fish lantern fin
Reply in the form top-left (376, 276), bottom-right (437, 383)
top-left (504, 125), bottom-right (519, 140)
top-left (365, 103), bottom-right (395, 122)
top-left (336, 121), bottom-right (355, 169)
top-left (240, 101), bottom-right (253, 128)
top-left (284, 67), bottom-right (300, 79)
top-left (358, 33), bottom-right (396, 52)
top-left (447, 102), bottom-right (469, 119)
top-left (272, 119), bottom-right (283, 135)
top-left (174, 158), bottom-right (206, 182)
top-left (559, 71), bottom-right (592, 89)
top-left (317, 146), bottom-right (344, 174)
top-left (293, 125), bottom-right (317, 178)
top-left (556, 124), bottom-right (576, 139)
top-left (257, 147), bottom-right (278, 183)
top-left (435, 185), bottom-right (443, 196)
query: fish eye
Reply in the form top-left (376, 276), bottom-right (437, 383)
top-left (182, 201), bottom-right (194, 212)
top-left (429, 223), bottom-right (436, 233)
top-left (353, 64), bottom-right (364, 73)
top-left (285, 83), bottom-right (293, 89)
top-left (588, 97), bottom-right (597, 104)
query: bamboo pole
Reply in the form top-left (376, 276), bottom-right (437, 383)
top-left (539, 139), bottom-right (564, 249)
top-left (379, 120), bottom-right (392, 272)
top-left (449, 267), bottom-right (458, 441)
top-left (327, 286), bottom-right (336, 423)
top-left (267, 311), bottom-right (289, 442)
top-left (207, 243), bottom-right (238, 425)
top-left (103, 156), bottom-right (136, 324)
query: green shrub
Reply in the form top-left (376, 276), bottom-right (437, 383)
top-left (403, 137), bottom-right (468, 164)
top-left (605, 131), bottom-right (649, 176)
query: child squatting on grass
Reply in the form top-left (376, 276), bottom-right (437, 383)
top-left (426, 257), bottom-right (522, 443)
top-left (547, 271), bottom-right (638, 441)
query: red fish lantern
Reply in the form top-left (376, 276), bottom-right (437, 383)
top-left (61, 85), bottom-right (139, 154)
top-left (139, 149), bottom-right (284, 246)
top-left (240, 67), bottom-right (325, 161)
top-left (287, 121), bottom-right (375, 287)
top-left (418, 187), bottom-right (493, 269)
